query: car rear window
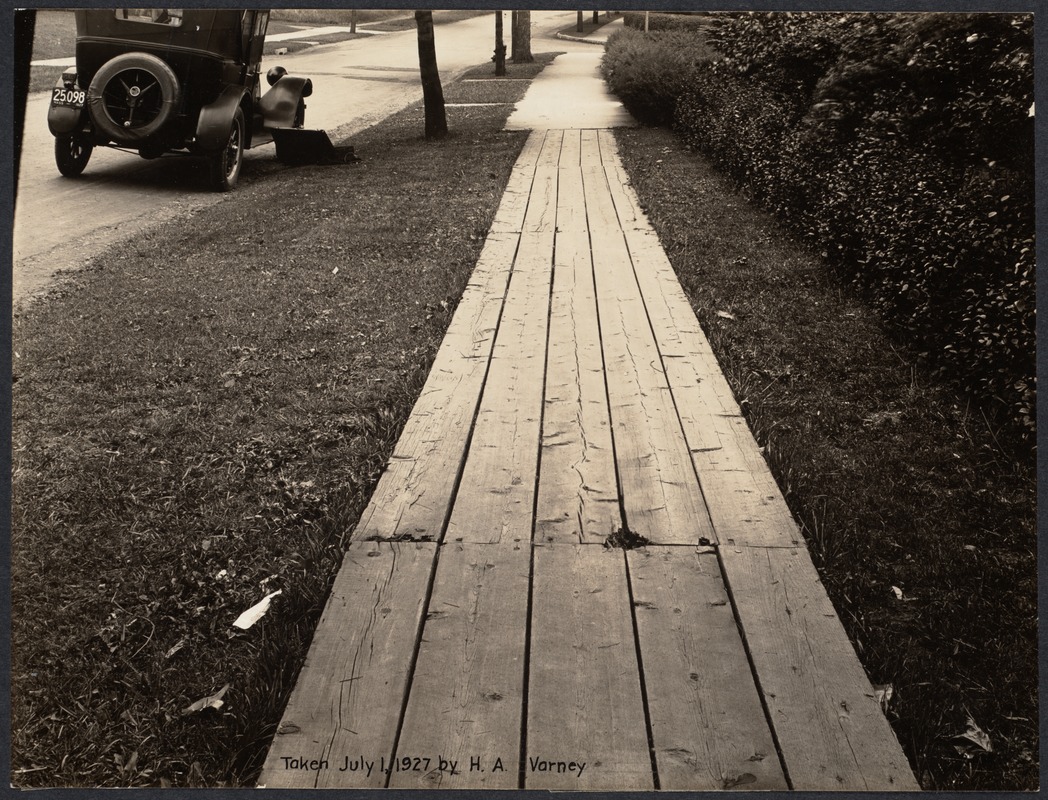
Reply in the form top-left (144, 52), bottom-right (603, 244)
top-left (114, 9), bottom-right (184, 26)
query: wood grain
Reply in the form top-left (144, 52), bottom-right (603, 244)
top-left (597, 129), bottom-right (649, 231)
top-left (390, 541), bottom-right (531, 788)
top-left (556, 162), bottom-right (587, 233)
top-left (720, 545), bottom-right (920, 790)
top-left (580, 128), bottom-right (602, 167)
top-left (536, 228), bottom-right (620, 544)
top-left (537, 127), bottom-right (564, 166)
top-left (523, 164), bottom-right (558, 233)
top-left (627, 546), bottom-right (787, 790)
top-left (587, 218), bottom-right (714, 545)
top-left (445, 230), bottom-right (554, 544)
top-left (621, 226), bottom-right (802, 548)
top-left (526, 544), bottom-right (653, 790)
top-left (559, 126), bottom-right (582, 168)
top-left (490, 130), bottom-right (545, 234)
top-left (259, 541), bottom-right (436, 789)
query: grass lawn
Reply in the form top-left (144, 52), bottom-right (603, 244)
top-left (613, 125), bottom-right (1037, 791)
top-left (11, 54), bottom-right (557, 788)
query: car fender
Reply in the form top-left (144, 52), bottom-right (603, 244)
top-left (47, 76), bottom-right (87, 137)
top-left (259, 75), bottom-right (313, 130)
top-left (196, 84), bottom-right (250, 151)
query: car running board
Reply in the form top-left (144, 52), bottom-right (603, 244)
top-left (271, 127), bottom-right (359, 165)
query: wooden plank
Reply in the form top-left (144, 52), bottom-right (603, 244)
top-left (526, 544), bottom-right (652, 790)
top-left (621, 226), bottom-right (802, 548)
top-left (445, 230), bottom-right (554, 544)
top-left (627, 546), bottom-right (787, 790)
top-left (352, 232), bottom-right (520, 542)
top-left (588, 223), bottom-right (715, 545)
top-left (582, 164), bottom-right (620, 230)
top-left (535, 229), bottom-right (620, 545)
top-left (580, 128), bottom-right (602, 167)
top-left (597, 130), bottom-right (649, 231)
top-left (536, 127), bottom-right (564, 166)
top-left (555, 163), bottom-right (587, 233)
top-left (490, 130), bottom-right (545, 233)
top-left (259, 541), bottom-right (436, 789)
top-left (520, 131), bottom-right (561, 233)
top-left (559, 127), bottom-right (582, 168)
top-left (390, 541), bottom-right (531, 788)
top-left (522, 165), bottom-right (557, 233)
top-left (720, 545), bottom-right (920, 790)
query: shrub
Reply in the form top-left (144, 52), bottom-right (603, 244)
top-left (665, 12), bottom-right (1035, 440)
top-left (601, 27), bottom-right (715, 126)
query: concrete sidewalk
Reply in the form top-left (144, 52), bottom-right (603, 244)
top-left (505, 48), bottom-right (634, 131)
top-left (555, 14), bottom-right (625, 45)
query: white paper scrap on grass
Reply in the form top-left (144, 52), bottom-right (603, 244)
top-left (233, 590), bottom-right (282, 630)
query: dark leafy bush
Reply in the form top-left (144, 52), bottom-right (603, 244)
top-left (642, 11), bottom-right (1034, 440)
top-left (601, 27), bottom-right (715, 126)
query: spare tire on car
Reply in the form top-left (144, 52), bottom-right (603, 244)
top-left (87, 52), bottom-right (182, 143)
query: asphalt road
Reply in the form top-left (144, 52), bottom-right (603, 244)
top-left (12, 10), bottom-right (592, 307)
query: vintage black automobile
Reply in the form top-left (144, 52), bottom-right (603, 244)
top-left (47, 8), bottom-right (315, 190)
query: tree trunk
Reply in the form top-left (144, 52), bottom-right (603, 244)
top-left (414, 10), bottom-right (447, 139)
top-left (577, 11), bottom-right (583, 33)
top-left (350, 8), bottom-right (357, 34)
top-left (511, 10), bottom-right (533, 63)
top-left (592, 10), bottom-right (599, 24)
top-left (494, 10), bottom-right (506, 75)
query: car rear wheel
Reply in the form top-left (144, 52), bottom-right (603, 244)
top-left (87, 52), bottom-right (181, 143)
top-left (208, 107), bottom-right (245, 192)
top-left (54, 132), bottom-right (94, 177)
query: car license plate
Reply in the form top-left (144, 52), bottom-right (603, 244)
top-left (51, 87), bottom-right (86, 109)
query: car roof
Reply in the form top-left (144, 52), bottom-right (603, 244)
top-left (75, 10), bottom-right (265, 59)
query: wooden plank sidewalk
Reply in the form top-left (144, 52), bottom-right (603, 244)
top-left (258, 129), bottom-right (920, 791)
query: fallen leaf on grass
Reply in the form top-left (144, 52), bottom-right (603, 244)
top-left (164, 637), bottom-right (187, 660)
top-left (181, 683), bottom-right (229, 715)
top-left (232, 590), bottom-right (282, 630)
top-left (955, 714), bottom-right (993, 755)
top-left (716, 310), bottom-right (736, 320)
top-left (891, 585), bottom-right (917, 602)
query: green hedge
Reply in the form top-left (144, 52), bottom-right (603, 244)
top-left (604, 13), bottom-right (1035, 439)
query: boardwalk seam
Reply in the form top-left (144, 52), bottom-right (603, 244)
top-left (608, 170), bottom-right (717, 541)
top-left (585, 144), bottom-right (628, 539)
top-left (381, 550), bottom-right (439, 786)
top-left (520, 160), bottom-right (558, 788)
top-left (621, 548), bottom-right (661, 789)
top-left (717, 547), bottom-right (795, 788)
top-left (592, 132), bottom-right (660, 787)
top-left (435, 135), bottom-right (538, 546)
